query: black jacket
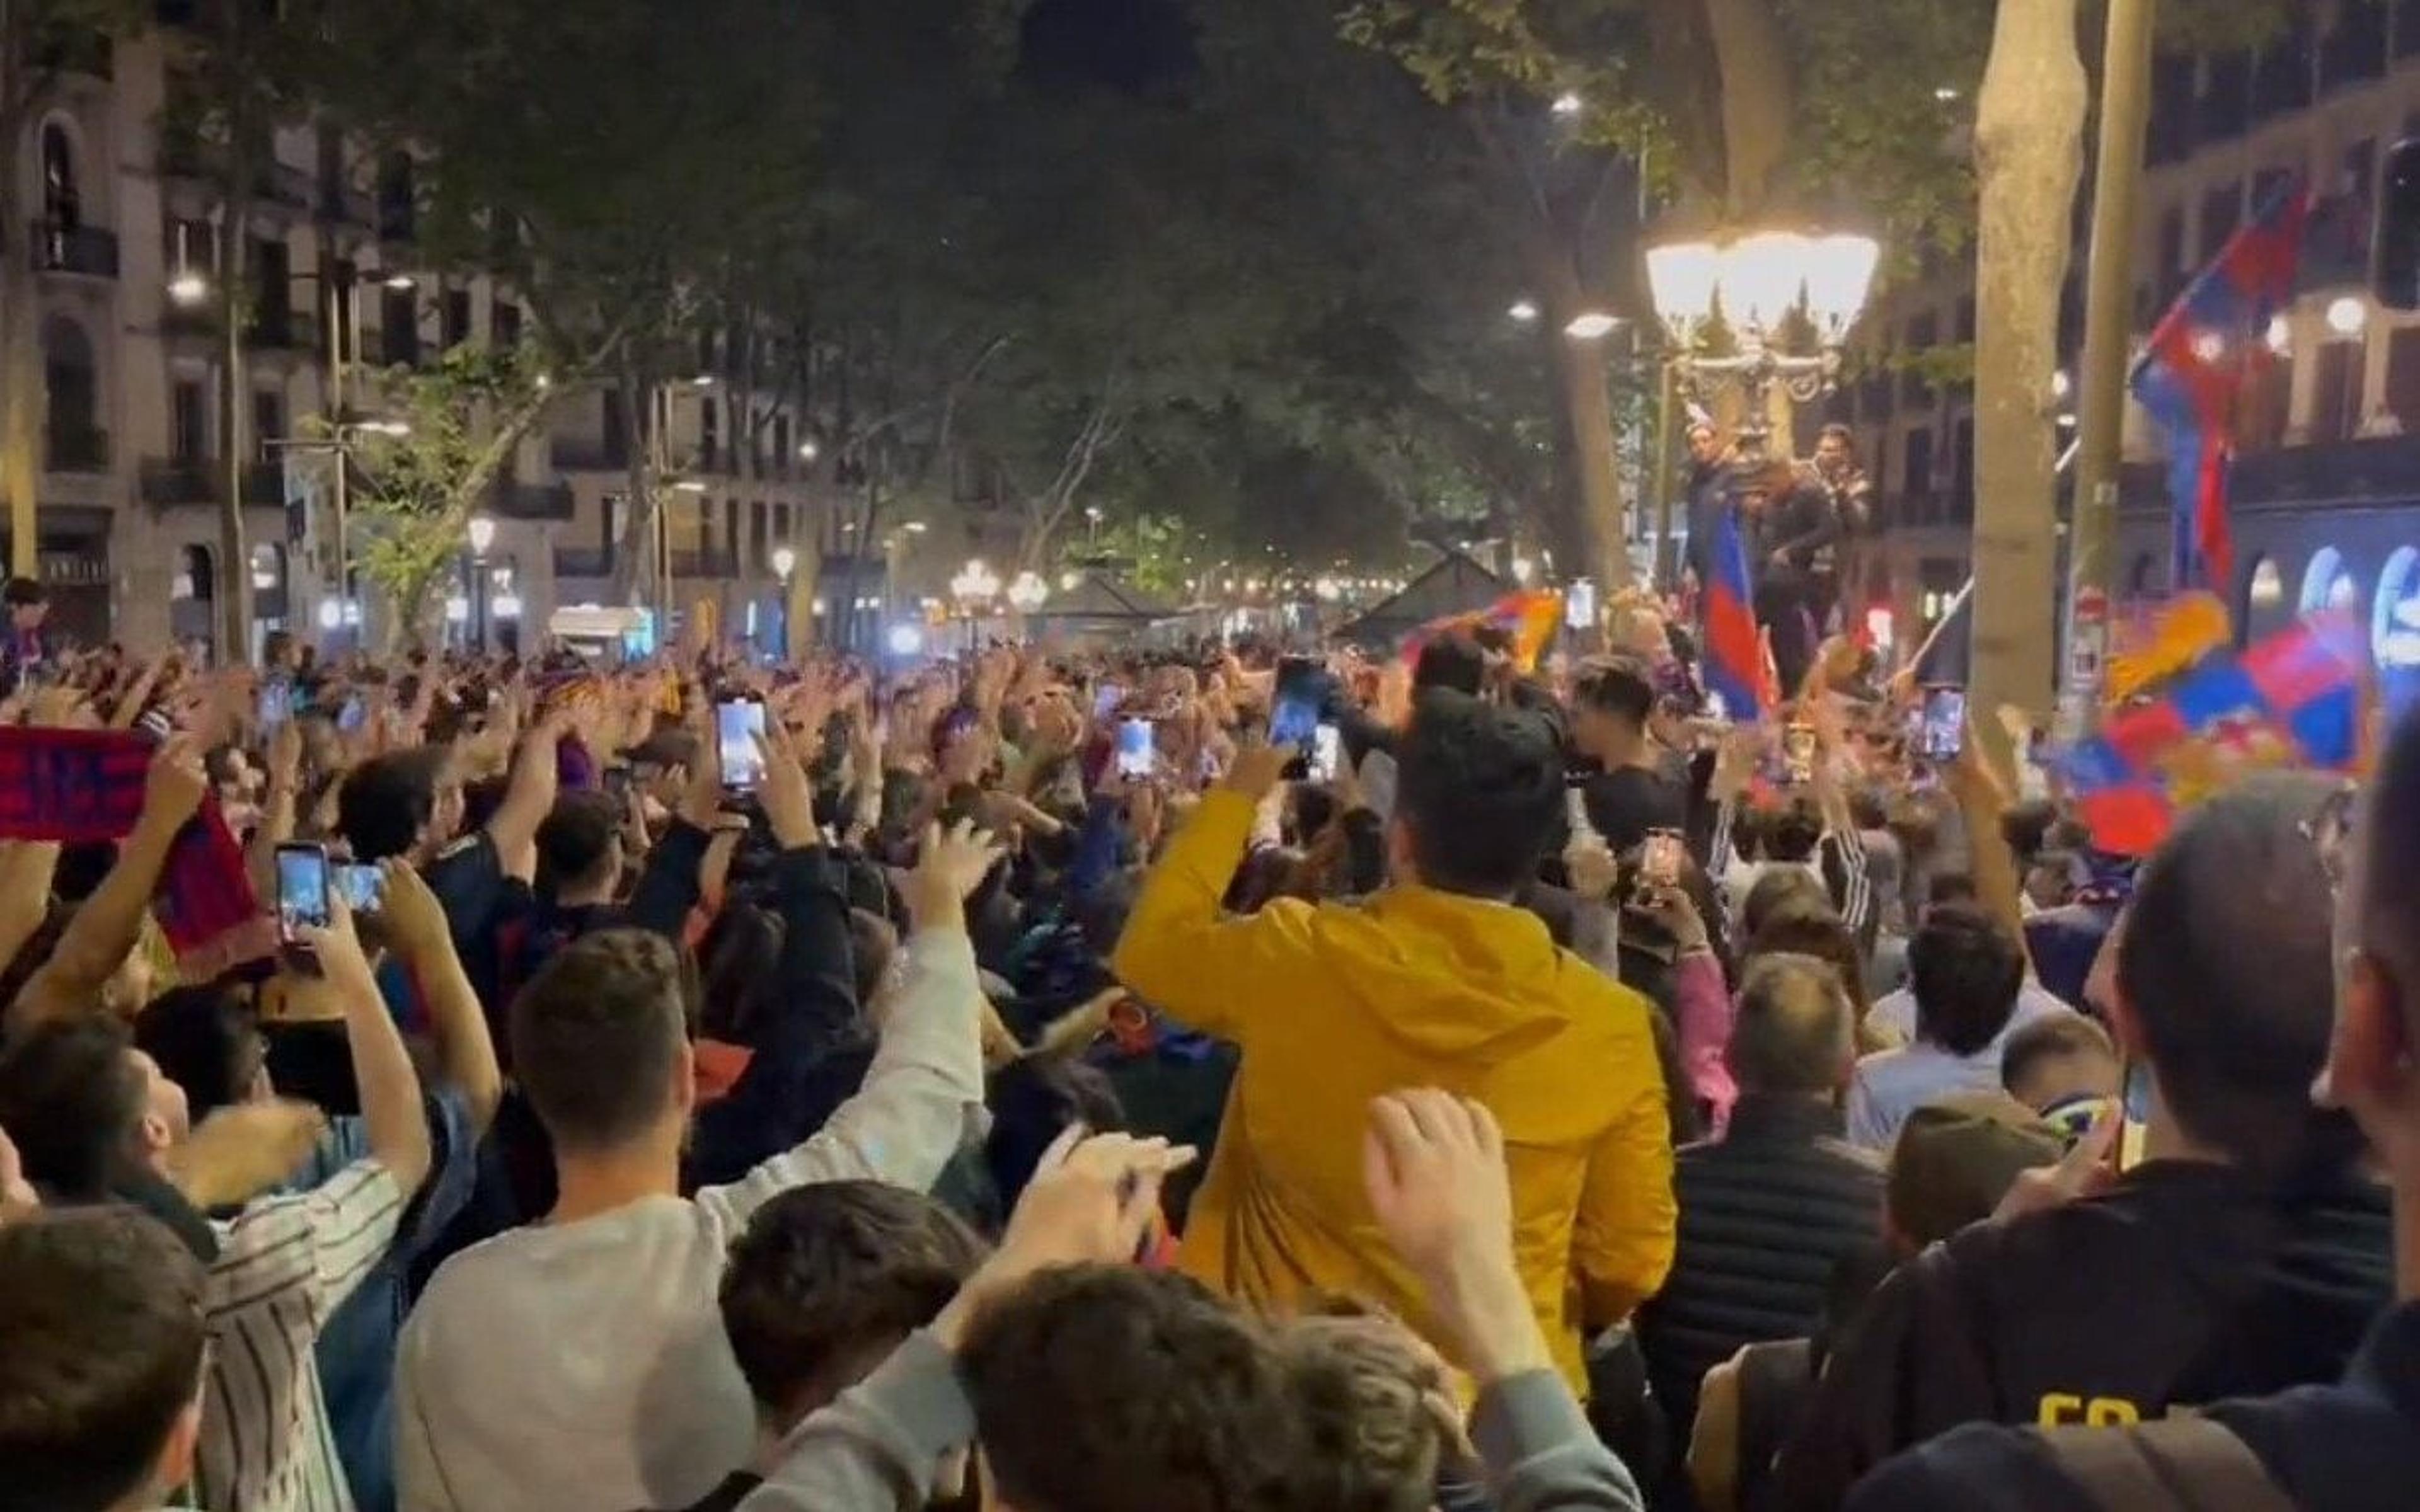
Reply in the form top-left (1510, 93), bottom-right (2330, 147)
top-left (1847, 1299), bottom-right (2420, 1512)
top-left (1777, 1159), bottom-right (2394, 1511)
top-left (1636, 1096), bottom-right (1884, 1439)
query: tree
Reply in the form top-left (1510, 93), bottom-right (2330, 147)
top-left (338, 342), bottom-right (549, 649)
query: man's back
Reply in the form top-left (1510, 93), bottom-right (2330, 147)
top-left (1158, 883), bottom-right (1676, 1395)
top-left (396, 1194), bottom-right (750, 1511)
top-left (1637, 1096), bottom-right (1883, 1436)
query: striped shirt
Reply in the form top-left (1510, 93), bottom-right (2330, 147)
top-left (200, 1159), bottom-right (405, 1512)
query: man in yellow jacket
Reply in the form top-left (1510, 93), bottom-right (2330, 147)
top-left (1113, 689), bottom-right (1676, 1396)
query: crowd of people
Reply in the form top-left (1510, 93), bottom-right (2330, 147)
top-left (0, 562), bottom-right (2414, 1512)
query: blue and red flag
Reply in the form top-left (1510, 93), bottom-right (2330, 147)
top-left (2130, 178), bottom-right (2312, 593)
top-left (1701, 505), bottom-right (1766, 722)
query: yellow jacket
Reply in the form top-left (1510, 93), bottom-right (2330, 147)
top-left (1112, 790), bottom-right (1677, 1395)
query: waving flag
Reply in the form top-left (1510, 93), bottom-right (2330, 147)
top-left (2131, 178), bottom-right (2312, 593)
top-left (1702, 505), bottom-right (1766, 722)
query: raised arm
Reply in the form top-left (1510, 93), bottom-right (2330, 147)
top-left (484, 708), bottom-right (570, 864)
top-left (9, 739), bottom-right (205, 1032)
top-left (301, 892), bottom-right (434, 1194)
top-left (378, 860), bottom-right (503, 1135)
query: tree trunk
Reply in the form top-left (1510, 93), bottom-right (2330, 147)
top-left (612, 362), bottom-right (657, 616)
top-left (216, 193), bottom-right (253, 662)
top-left (1969, 0), bottom-right (2087, 735)
top-left (1536, 249), bottom-right (1630, 593)
top-left (0, 0), bottom-right (33, 581)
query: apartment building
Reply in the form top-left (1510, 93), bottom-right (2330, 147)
top-left (13, 21), bottom-right (824, 658)
top-left (1842, 0), bottom-right (2420, 678)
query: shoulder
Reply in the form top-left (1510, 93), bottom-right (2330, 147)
top-left (1847, 1423), bottom-right (2093, 1512)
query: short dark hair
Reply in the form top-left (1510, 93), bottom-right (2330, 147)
top-left (2, 576), bottom-right (45, 609)
top-left (959, 1266), bottom-right (1305, 1512)
top-left (1410, 633), bottom-right (1486, 697)
top-left (133, 985), bottom-right (263, 1123)
top-left (536, 791), bottom-right (621, 894)
top-left (509, 929), bottom-right (687, 1152)
top-left (1395, 690), bottom-right (1562, 898)
top-left (1999, 1012), bottom-right (2116, 1100)
top-left (1765, 799), bottom-right (1823, 863)
top-left (1908, 906), bottom-right (2024, 1057)
top-left (2117, 774), bottom-right (2347, 1181)
top-left (337, 748), bottom-right (451, 861)
top-left (719, 1183), bottom-right (986, 1423)
top-left (0, 1208), bottom-right (205, 1512)
top-left (1573, 657), bottom-right (1656, 728)
top-left (0, 1021), bottom-right (146, 1200)
top-left (1729, 954), bottom-right (1855, 1095)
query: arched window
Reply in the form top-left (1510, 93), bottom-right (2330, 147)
top-left (2375, 546), bottom-right (2420, 669)
top-left (2302, 546), bottom-right (2360, 614)
top-left (40, 123), bottom-right (79, 231)
top-left (2241, 555), bottom-right (2291, 642)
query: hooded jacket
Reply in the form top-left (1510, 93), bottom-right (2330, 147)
top-left (1112, 789), bottom-right (1676, 1395)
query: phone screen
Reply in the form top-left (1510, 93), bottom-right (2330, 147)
top-left (333, 862), bottom-right (385, 914)
top-left (1640, 828), bottom-right (1685, 889)
top-left (1920, 686), bottom-right (1968, 761)
top-left (259, 679), bottom-right (292, 731)
top-left (718, 700), bottom-right (768, 790)
top-left (337, 695), bottom-right (368, 734)
top-left (275, 845), bottom-right (331, 942)
top-left (1308, 722), bottom-right (1342, 783)
top-left (1093, 682), bottom-right (1126, 721)
top-left (1782, 723), bottom-right (1817, 784)
top-left (2117, 1058), bottom-right (2153, 1172)
top-left (1269, 659), bottom-right (1324, 749)
top-left (1115, 718), bottom-right (1156, 778)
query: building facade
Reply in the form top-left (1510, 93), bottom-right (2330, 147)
top-left (12, 21), bottom-right (832, 659)
top-left (1841, 0), bottom-right (2420, 684)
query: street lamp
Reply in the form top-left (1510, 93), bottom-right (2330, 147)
top-left (1508, 299), bottom-right (1540, 323)
top-left (465, 514), bottom-right (496, 653)
top-left (2327, 295), bottom-right (2370, 337)
top-left (1007, 570), bottom-right (1049, 615)
top-left (950, 559), bottom-right (1001, 650)
top-left (466, 514), bottom-right (497, 558)
top-left (771, 545), bottom-right (797, 582)
top-left (1550, 91), bottom-right (1584, 117)
top-left (1564, 311), bottom-right (1620, 341)
top-left (1645, 226), bottom-right (1879, 457)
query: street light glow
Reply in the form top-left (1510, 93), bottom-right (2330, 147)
top-left (2267, 314), bottom-right (2293, 352)
top-left (381, 273), bottom-right (417, 290)
top-left (168, 270), bottom-right (210, 306)
top-left (466, 514), bottom-right (497, 556)
top-left (2327, 295), bottom-right (2369, 337)
top-left (672, 478), bottom-right (709, 494)
top-left (1550, 91), bottom-right (1583, 117)
top-left (1507, 299), bottom-right (1540, 323)
top-left (2051, 370), bottom-right (2072, 399)
top-left (359, 418), bottom-right (412, 438)
top-left (1644, 241), bottom-right (1722, 330)
top-left (1933, 86), bottom-right (1960, 102)
top-left (691, 374), bottom-right (717, 388)
top-left (771, 546), bottom-right (797, 580)
top-left (1563, 311), bottom-right (1620, 340)
top-left (798, 440), bottom-right (819, 461)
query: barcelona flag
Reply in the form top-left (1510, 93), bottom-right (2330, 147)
top-left (1701, 505), bottom-right (1766, 722)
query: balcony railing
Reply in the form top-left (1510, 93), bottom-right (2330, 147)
top-left (139, 458), bottom-right (285, 507)
top-left (257, 161), bottom-right (314, 210)
top-left (552, 547), bottom-right (611, 579)
top-left (550, 435), bottom-right (629, 472)
top-left (45, 426), bottom-right (108, 474)
top-left (31, 222), bottom-right (118, 278)
top-left (669, 548), bottom-right (737, 579)
top-left (2118, 432), bottom-right (2420, 513)
top-left (488, 481), bottom-right (575, 521)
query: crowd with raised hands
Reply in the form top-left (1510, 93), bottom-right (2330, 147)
top-left (0, 592), bottom-right (2416, 1512)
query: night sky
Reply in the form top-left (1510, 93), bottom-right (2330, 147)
top-left (1022, 0), bottom-right (1194, 88)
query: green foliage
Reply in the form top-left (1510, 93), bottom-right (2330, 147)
top-left (337, 344), bottom-right (550, 642)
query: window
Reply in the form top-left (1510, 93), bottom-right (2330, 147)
top-left (41, 316), bottom-right (98, 466)
top-left (700, 396), bottom-right (720, 471)
top-left (2147, 57), bottom-right (2194, 163)
top-left (750, 500), bottom-right (767, 564)
top-left (250, 235), bottom-right (292, 345)
top-left (2313, 338), bottom-right (2363, 442)
top-left (1903, 314), bottom-right (1940, 407)
top-left (697, 329), bottom-right (717, 377)
top-left (775, 502), bottom-right (791, 542)
top-left (1950, 415), bottom-right (1974, 515)
top-left (2389, 328), bottom-right (2420, 432)
top-left (601, 391), bottom-right (628, 464)
top-left (2400, 0), bottom-right (2420, 59)
top-left (252, 387), bottom-right (285, 461)
top-left (2196, 52), bottom-right (2251, 146)
top-left (166, 217), bottom-right (215, 285)
top-left (375, 152), bottom-right (414, 241)
top-left (723, 499), bottom-right (739, 568)
top-left (2240, 353), bottom-right (2293, 452)
top-left (40, 123), bottom-right (79, 231)
top-left (441, 288), bottom-right (472, 351)
top-left (2250, 16), bottom-right (2315, 119)
top-left (2199, 182), bottom-right (2243, 261)
top-left (1903, 427), bottom-right (1935, 507)
top-left (328, 258), bottom-right (358, 362)
top-left (492, 298), bottom-right (522, 348)
top-left (774, 415), bottom-right (792, 472)
top-left (380, 285), bottom-right (418, 366)
top-left (2157, 206), bottom-right (2186, 299)
top-left (171, 379), bottom-right (206, 462)
top-left (2326, 0), bottom-right (2390, 87)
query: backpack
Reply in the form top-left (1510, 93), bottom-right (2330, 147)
top-left (2039, 1418), bottom-right (2296, 1512)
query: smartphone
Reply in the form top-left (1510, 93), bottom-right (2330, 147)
top-left (1783, 722), bottom-right (1817, 785)
top-left (1115, 717), bottom-right (1156, 779)
top-left (1093, 682), bottom-right (1126, 721)
top-left (337, 694), bottom-right (367, 734)
top-left (1918, 685), bottom-right (1968, 762)
top-left (2117, 1058), bottom-right (2153, 1173)
top-left (1640, 828), bottom-right (1685, 890)
top-left (602, 765), bottom-right (631, 801)
top-left (1308, 722), bottom-right (1342, 783)
top-left (258, 679), bottom-right (292, 731)
top-left (275, 844), bottom-right (332, 944)
top-left (332, 861), bottom-right (386, 914)
top-left (1268, 657), bottom-right (1323, 750)
top-left (717, 699), bottom-right (768, 791)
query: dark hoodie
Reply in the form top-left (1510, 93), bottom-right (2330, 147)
top-left (1775, 1158), bottom-right (2392, 1510)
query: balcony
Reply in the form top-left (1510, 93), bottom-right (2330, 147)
top-left (256, 161), bottom-right (314, 210)
top-left (669, 548), bottom-right (737, 578)
top-left (30, 222), bottom-right (118, 278)
top-left (139, 457), bottom-right (285, 507)
top-left (45, 426), bottom-right (108, 474)
top-left (552, 546), bottom-right (611, 579)
top-left (488, 481), bottom-right (575, 521)
top-left (550, 435), bottom-right (629, 472)
top-left (2119, 433), bottom-right (2420, 513)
